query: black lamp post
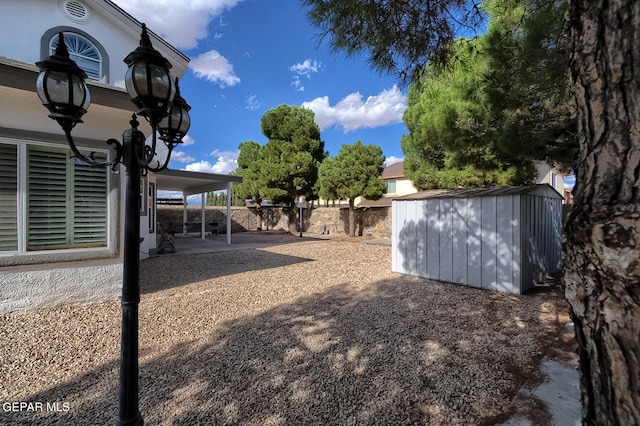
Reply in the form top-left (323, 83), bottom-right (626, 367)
top-left (36, 24), bottom-right (190, 426)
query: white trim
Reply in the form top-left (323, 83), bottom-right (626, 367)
top-left (49, 31), bottom-right (102, 80)
top-left (18, 141), bottom-right (26, 253)
top-left (226, 182), bottom-right (232, 245)
top-left (201, 193), bottom-right (206, 240)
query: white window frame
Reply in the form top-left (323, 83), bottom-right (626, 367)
top-left (0, 137), bottom-right (112, 257)
top-left (49, 32), bottom-right (102, 80)
top-left (386, 179), bottom-right (397, 195)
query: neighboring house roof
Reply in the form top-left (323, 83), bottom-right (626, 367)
top-left (393, 184), bottom-right (563, 201)
top-left (356, 161), bottom-right (410, 208)
top-left (357, 197), bottom-right (393, 208)
top-left (382, 161), bottom-right (405, 179)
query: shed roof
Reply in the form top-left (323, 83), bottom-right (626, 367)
top-left (392, 184), bottom-right (563, 201)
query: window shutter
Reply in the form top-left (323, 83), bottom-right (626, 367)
top-left (0, 144), bottom-right (18, 251)
top-left (73, 158), bottom-right (107, 246)
top-left (27, 148), bottom-right (69, 250)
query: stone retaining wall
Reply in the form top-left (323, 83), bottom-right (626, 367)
top-left (157, 206), bottom-right (391, 238)
top-left (156, 206), bottom-right (257, 234)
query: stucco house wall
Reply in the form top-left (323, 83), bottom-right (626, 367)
top-left (0, 0), bottom-right (189, 314)
top-left (535, 162), bottom-right (565, 196)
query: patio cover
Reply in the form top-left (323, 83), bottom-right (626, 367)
top-left (154, 169), bottom-right (242, 195)
top-left (154, 169), bottom-right (243, 244)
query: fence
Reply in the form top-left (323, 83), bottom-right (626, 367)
top-left (156, 205), bottom-right (392, 238)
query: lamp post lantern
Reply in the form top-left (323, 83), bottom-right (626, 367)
top-left (36, 24), bottom-right (190, 426)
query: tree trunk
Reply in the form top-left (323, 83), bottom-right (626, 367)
top-left (564, 1), bottom-right (640, 424)
top-left (348, 198), bottom-right (356, 237)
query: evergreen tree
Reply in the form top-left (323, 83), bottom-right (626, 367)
top-left (235, 105), bottom-right (325, 207)
top-left (483, 0), bottom-right (577, 171)
top-left (317, 141), bottom-right (385, 236)
top-left (401, 0), bottom-right (576, 190)
top-left (401, 37), bottom-right (538, 189)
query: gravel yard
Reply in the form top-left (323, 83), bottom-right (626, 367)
top-left (0, 237), bottom-right (570, 425)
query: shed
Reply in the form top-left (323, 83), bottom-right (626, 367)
top-left (392, 184), bottom-right (563, 294)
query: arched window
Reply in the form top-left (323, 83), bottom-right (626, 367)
top-left (49, 32), bottom-right (102, 80)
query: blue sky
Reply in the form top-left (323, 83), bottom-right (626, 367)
top-left (112, 0), bottom-right (408, 176)
top-left (112, 0), bottom-right (574, 195)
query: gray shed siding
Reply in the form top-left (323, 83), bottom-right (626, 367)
top-left (392, 185), bottom-right (562, 294)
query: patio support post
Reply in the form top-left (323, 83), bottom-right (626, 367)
top-left (182, 191), bottom-right (188, 235)
top-left (201, 192), bottom-right (206, 240)
top-left (227, 182), bottom-right (232, 245)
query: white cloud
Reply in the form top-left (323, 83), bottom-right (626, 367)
top-left (157, 190), bottom-right (183, 199)
top-left (289, 59), bottom-right (321, 77)
top-left (186, 194), bottom-right (204, 205)
top-left (184, 150), bottom-right (238, 174)
top-left (180, 134), bottom-right (195, 146)
top-left (184, 161), bottom-right (216, 172)
top-left (170, 151), bottom-right (196, 163)
top-left (302, 85), bottom-right (407, 132)
top-left (190, 50), bottom-right (241, 87)
top-left (111, 0), bottom-right (243, 50)
top-left (384, 156), bottom-right (404, 167)
top-left (210, 149), bottom-right (239, 173)
top-left (289, 59), bottom-right (321, 91)
top-left (291, 76), bottom-right (304, 92)
top-left (564, 174), bottom-right (576, 190)
top-left (210, 149), bottom-right (237, 157)
top-left (245, 95), bottom-right (260, 110)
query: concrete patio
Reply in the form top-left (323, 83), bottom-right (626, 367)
top-left (149, 230), bottom-right (339, 256)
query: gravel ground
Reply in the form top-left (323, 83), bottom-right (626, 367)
top-left (0, 238), bottom-right (570, 425)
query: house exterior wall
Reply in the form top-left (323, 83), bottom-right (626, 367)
top-left (0, 0), bottom-right (189, 313)
top-left (395, 178), bottom-right (419, 196)
top-left (392, 186), bottom-right (562, 294)
top-left (3, 0), bottom-right (187, 84)
top-left (0, 259), bottom-right (122, 315)
top-left (383, 177), bottom-right (418, 197)
top-left (5, 0), bottom-right (127, 84)
top-left (536, 162), bottom-right (565, 196)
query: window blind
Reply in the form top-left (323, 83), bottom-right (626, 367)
top-left (27, 148), bottom-right (69, 250)
top-left (73, 157), bottom-right (107, 246)
top-left (0, 144), bottom-right (18, 251)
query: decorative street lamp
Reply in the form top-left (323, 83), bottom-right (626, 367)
top-left (36, 24), bottom-right (190, 426)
